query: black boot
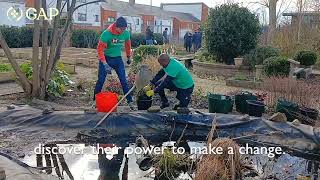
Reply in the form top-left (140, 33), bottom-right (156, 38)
top-left (160, 102), bottom-right (170, 109)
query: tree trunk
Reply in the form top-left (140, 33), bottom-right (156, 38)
top-left (39, 0), bottom-right (49, 99)
top-left (0, 31), bottom-right (32, 95)
top-left (31, 0), bottom-right (41, 97)
top-left (268, 0), bottom-right (277, 45)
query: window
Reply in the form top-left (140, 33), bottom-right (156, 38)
top-left (107, 17), bottom-right (115, 22)
top-left (78, 13), bottom-right (87, 21)
top-left (95, 15), bottom-right (99, 22)
top-left (136, 19), bottom-right (139, 25)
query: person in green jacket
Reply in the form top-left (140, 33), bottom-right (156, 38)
top-left (95, 17), bottom-right (134, 109)
top-left (144, 54), bottom-right (194, 109)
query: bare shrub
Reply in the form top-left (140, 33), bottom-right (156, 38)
top-left (194, 138), bottom-right (241, 180)
top-left (141, 55), bottom-right (162, 77)
top-left (259, 77), bottom-right (320, 110)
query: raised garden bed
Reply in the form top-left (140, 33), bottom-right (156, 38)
top-left (226, 77), bottom-right (262, 89)
top-left (192, 60), bottom-right (252, 79)
top-left (63, 64), bottom-right (76, 74)
top-left (0, 72), bottom-right (16, 83)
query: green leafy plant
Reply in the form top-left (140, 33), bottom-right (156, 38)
top-left (205, 4), bottom-right (261, 64)
top-left (263, 56), bottom-right (290, 77)
top-left (234, 73), bottom-right (247, 80)
top-left (47, 69), bottom-right (73, 97)
top-left (294, 50), bottom-right (317, 66)
top-left (132, 45), bottom-right (160, 64)
top-left (243, 46), bottom-right (280, 69)
top-left (0, 63), bottom-right (13, 72)
top-left (20, 62), bottom-right (33, 79)
top-left (19, 61), bottom-right (73, 97)
top-left (195, 48), bottom-right (217, 63)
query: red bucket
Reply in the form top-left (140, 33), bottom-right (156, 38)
top-left (95, 92), bottom-right (118, 112)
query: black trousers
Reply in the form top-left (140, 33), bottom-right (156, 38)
top-left (157, 80), bottom-right (194, 107)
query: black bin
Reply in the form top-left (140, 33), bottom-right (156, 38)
top-left (246, 100), bottom-right (265, 117)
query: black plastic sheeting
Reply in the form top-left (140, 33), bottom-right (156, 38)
top-left (1, 105), bottom-right (320, 159)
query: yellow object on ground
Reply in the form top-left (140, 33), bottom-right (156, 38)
top-left (146, 90), bottom-right (154, 97)
top-left (143, 84), bottom-right (153, 91)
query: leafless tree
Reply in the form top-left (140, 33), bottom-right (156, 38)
top-left (248, 0), bottom-right (293, 44)
top-left (0, 0), bottom-right (104, 99)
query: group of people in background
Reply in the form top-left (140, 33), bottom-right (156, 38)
top-left (145, 25), bottom-right (202, 53)
top-left (184, 28), bottom-right (202, 53)
top-left (145, 26), bottom-right (170, 45)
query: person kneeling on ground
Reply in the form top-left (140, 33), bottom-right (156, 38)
top-left (144, 54), bottom-right (194, 109)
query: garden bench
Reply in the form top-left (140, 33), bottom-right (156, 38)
top-left (179, 57), bottom-right (194, 69)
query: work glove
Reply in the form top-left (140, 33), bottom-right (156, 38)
top-left (103, 62), bottom-right (112, 74)
top-left (127, 56), bottom-right (131, 65)
top-left (143, 84), bottom-right (153, 92)
top-left (146, 90), bottom-right (154, 97)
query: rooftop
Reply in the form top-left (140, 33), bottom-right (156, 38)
top-left (0, 0), bottom-right (24, 3)
top-left (101, 0), bottom-right (200, 22)
top-left (283, 11), bottom-right (320, 16)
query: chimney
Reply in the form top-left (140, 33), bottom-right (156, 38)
top-left (129, 0), bottom-right (135, 6)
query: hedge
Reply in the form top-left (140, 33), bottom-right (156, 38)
top-left (263, 56), bottom-right (290, 77)
top-left (243, 46), bottom-right (280, 69)
top-left (294, 50), bottom-right (317, 66)
top-left (0, 26), bottom-right (163, 49)
top-left (0, 26), bottom-right (52, 48)
top-left (71, 29), bottom-right (100, 49)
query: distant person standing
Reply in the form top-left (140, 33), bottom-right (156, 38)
top-left (184, 31), bottom-right (193, 52)
top-left (163, 28), bottom-right (169, 44)
top-left (145, 26), bottom-right (154, 45)
top-left (193, 28), bottom-right (202, 52)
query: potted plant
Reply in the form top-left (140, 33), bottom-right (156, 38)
top-left (234, 57), bottom-right (243, 66)
top-left (294, 50), bottom-right (317, 68)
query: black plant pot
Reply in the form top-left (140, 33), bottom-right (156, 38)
top-left (137, 94), bottom-right (152, 110)
top-left (300, 106), bottom-right (319, 120)
top-left (246, 100), bottom-right (265, 117)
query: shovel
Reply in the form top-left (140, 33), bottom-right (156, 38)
top-left (94, 64), bottom-right (153, 128)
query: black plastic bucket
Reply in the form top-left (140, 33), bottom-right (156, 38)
top-left (276, 98), bottom-right (299, 122)
top-left (235, 91), bottom-right (257, 114)
top-left (300, 106), bottom-right (319, 120)
top-left (208, 93), bottom-right (233, 114)
top-left (137, 94), bottom-right (152, 110)
top-left (246, 100), bottom-right (265, 117)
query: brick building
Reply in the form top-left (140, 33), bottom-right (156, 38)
top-left (101, 0), bottom-right (207, 41)
top-left (2, 0), bottom-right (208, 41)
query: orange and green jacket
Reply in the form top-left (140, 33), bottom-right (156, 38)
top-left (97, 23), bottom-right (131, 62)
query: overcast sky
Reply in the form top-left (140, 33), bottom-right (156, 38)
top-left (118, 0), bottom-right (297, 24)
top-left (118, 0), bottom-right (263, 10)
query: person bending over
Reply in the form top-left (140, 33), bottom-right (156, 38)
top-left (144, 54), bottom-right (194, 109)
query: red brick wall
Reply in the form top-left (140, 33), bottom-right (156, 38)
top-left (101, 8), bottom-right (117, 30)
top-left (172, 18), bottom-right (180, 40)
top-left (179, 21), bottom-right (200, 31)
top-left (141, 15), bottom-right (154, 31)
top-left (172, 18), bottom-right (200, 42)
top-left (201, 3), bottom-right (209, 22)
top-left (25, 0), bottom-right (34, 7)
